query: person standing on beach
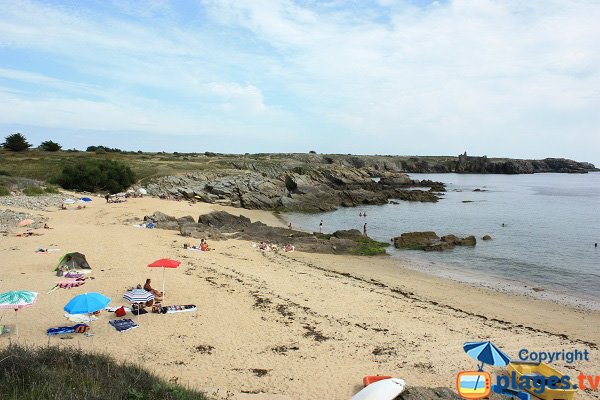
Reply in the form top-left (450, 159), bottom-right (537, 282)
top-left (363, 223), bottom-right (367, 235)
top-left (319, 220), bottom-right (323, 233)
top-left (288, 223), bottom-right (292, 230)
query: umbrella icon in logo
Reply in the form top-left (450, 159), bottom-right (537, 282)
top-left (464, 341), bottom-right (511, 370)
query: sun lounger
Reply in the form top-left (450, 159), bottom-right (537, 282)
top-left (109, 318), bottom-right (139, 333)
top-left (47, 324), bottom-right (89, 335)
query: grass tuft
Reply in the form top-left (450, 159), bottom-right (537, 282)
top-left (0, 344), bottom-right (207, 400)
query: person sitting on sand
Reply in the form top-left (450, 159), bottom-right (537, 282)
top-left (144, 279), bottom-right (163, 301)
top-left (43, 223), bottom-right (53, 229)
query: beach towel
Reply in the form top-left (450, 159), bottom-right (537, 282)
top-left (64, 272), bottom-right (83, 279)
top-left (57, 281), bottom-right (85, 289)
top-left (47, 324), bottom-right (89, 335)
top-left (65, 313), bottom-right (98, 323)
top-left (109, 319), bottom-right (139, 333)
top-left (162, 304), bottom-right (197, 314)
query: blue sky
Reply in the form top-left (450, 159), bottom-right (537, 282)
top-left (0, 0), bottom-right (598, 165)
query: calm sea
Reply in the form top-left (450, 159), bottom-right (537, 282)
top-left (284, 173), bottom-right (600, 310)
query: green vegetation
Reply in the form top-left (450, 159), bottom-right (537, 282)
top-left (0, 344), bottom-right (207, 400)
top-left (351, 237), bottom-right (390, 256)
top-left (53, 159), bottom-right (136, 193)
top-left (22, 186), bottom-right (46, 196)
top-left (314, 232), bottom-right (332, 240)
top-left (39, 140), bottom-right (62, 152)
top-left (0, 186), bottom-right (10, 196)
top-left (22, 185), bottom-right (59, 196)
top-left (2, 133), bottom-right (31, 152)
top-left (86, 145), bottom-right (123, 153)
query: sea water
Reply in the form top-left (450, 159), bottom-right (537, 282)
top-left (284, 173), bottom-right (600, 310)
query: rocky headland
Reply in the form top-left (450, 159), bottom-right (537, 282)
top-left (141, 153), bottom-right (595, 212)
top-left (144, 159), bottom-right (444, 212)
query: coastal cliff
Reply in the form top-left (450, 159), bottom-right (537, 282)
top-left (142, 153), bottom-right (595, 211)
top-left (144, 158), bottom-right (444, 212)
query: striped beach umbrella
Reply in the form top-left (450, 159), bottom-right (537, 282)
top-left (123, 289), bottom-right (154, 304)
top-left (0, 290), bottom-right (38, 336)
top-left (123, 289), bottom-right (154, 324)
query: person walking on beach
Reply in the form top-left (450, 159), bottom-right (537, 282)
top-left (288, 223), bottom-right (292, 230)
top-left (319, 220), bottom-right (323, 233)
top-left (363, 222), bottom-right (367, 235)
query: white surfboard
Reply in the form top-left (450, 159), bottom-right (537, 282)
top-left (351, 378), bottom-right (406, 400)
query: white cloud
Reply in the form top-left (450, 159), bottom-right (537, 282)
top-left (0, 0), bottom-right (598, 162)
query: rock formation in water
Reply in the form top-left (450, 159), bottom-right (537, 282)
top-left (393, 231), bottom-right (477, 251)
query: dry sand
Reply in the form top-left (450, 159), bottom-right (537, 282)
top-left (1, 195), bottom-right (599, 399)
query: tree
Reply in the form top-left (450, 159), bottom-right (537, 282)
top-left (53, 159), bottom-right (136, 193)
top-left (39, 140), bottom-right (62, 152)
top-left (2, 133), bottom-right (31, 152)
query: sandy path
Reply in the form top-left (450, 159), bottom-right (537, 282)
top-left (1, 196), bottom-right (598, 399)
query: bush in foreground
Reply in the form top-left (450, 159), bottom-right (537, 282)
top-left (0, 344), bottom-right (207, 400)
top-left (53, 159), bottom-right (136, 193)
top-left (0, 186), bottom-right (10, 196)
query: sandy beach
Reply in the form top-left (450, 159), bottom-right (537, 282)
top-left (1, 195), bottom-right (599, 400)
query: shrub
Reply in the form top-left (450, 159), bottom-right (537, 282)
top-left (0, 170), bottom-right (10, 176)
top-left (39, 140), bottom-right (62, 151)
top-left (23, 186), bottom-right (46, 196)
top-left (53, 159), bottom-right (136, 193)
top-left (44, 184), bottom-right (60, 194)
top-left (86, 145), bottom-right (122, 153)
top-left (2, 133), bottom-right (31, 152)
top-left (0, 186), bottom-right (10, 196)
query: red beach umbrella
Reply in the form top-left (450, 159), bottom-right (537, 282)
top-left (147, 259), bottom-right (180, 298)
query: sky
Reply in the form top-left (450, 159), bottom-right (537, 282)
top-left (0, 0), bottom-right (598, 164)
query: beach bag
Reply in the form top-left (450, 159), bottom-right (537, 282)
top-left (115, 306), bottom-right (126, 317)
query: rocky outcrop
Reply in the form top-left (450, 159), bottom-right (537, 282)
top-left (482, 234), bottom-right (492, 240)
top-left (145, 211), bottom-right (390, 256)
top-left (145, 165), bottom-right (445, 212)
top-left (393, 232), bottom-right (440, 250)
top-left (394, 232), bottom-right (477, 251)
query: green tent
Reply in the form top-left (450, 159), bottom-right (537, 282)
top-left (55, 252), bottom-right (92, 273)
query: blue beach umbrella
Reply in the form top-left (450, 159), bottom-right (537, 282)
top-left (80, 197), bottom-right (92, 202)
top-left (464, 341), bottom-right (511, 370)
top-left (64, 292), bottom-right (110, 315)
